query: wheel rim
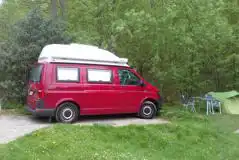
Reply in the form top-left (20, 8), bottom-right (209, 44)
top-left (143, 105), bottom-right (152, 116)
top-left (62, 108), bottom-right (73, 120)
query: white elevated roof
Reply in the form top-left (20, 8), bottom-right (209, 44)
top-left (38, 43), bottom-right (128, 66)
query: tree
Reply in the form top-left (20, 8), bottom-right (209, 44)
top-left (0, 0), bottom-right (50, 42)
top-left (0, 0), bottom-right (238, 103)
top-left (51, 0), bottom-right (65, 19)
top-left (0, 8), bottom-right (72, 103)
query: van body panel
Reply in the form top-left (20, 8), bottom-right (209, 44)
top-left (26, 62), bottom-right (162, 117)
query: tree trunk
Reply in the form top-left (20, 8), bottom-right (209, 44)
top-left (59, 0), bottom-right (65, 19)
top-left (233, 56), bottom-right (236, 89)
top-left (51, 0), bottom-right (57, 19)
top-left (150, 0), bottom-right (155, 8)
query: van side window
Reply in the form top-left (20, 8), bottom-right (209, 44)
top-left (56, 67), bottom-right (79, 82)
top-left (87, 69), bottom-right (112, 83)
top-left (118, 69), bottom-right (140, 85)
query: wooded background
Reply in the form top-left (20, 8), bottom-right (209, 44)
top-left (0, 0), bottom-right (238, 104)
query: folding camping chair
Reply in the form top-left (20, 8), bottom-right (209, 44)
top-left (211, 98), bottom-right (222, 114)
top-left (204, 94), bottom-right (222, 115)
top-left (180, 94), bottom-right (196, 112)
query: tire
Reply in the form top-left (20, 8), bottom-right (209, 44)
top-left (139, 101), bottom-right (156, 119)
top-left (56, 102), bottom-right (79, 123)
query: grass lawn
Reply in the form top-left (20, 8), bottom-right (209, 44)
top-left (0, 106), bottom-right (239, 160)
top-left (0, 109), bottom-right (28, 115)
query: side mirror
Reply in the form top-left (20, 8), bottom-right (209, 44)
top-left (139, 80), bottom-right (145, 87)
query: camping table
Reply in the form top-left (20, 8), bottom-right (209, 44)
top-left (192, 97), bottom-right (214, 115)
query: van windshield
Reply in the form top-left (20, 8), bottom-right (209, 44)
top-left (29, 64), bottom-right (43, 82)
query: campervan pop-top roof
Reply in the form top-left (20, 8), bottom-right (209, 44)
top-left (38, 43), bottom-right (128, 66)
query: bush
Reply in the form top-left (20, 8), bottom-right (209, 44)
top-left (0, 8), bottom-right (72, 104)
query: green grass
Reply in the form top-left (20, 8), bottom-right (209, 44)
top-left (0, 108), bottom-right (28, 115)
top-left (0, 102), bottom-right (27, 115)
top-left (0, 105), bottom-right (239, 160)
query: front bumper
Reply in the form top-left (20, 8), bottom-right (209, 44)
top-left (25, 105), bottom-right (55, 117)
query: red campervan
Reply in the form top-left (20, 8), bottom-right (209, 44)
top-left (26, 44), bottom-right (162, 123)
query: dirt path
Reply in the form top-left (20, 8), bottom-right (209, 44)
top-left (0, 115), bottom-right (169, 144)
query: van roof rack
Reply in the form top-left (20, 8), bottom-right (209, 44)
top-left (38, 43), bottom-right (129, 67)
top-left (38, 56), bottom-right (128, 66)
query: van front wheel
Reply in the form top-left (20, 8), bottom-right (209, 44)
top-left (56, 102), bottom-right (79, 123)
top-left (139, 101), bottom-right (156, 119)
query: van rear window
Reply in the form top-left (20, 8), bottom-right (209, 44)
top-left (29, 65), bottom-right (43, 82)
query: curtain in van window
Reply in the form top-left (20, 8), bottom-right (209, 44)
top-left (57, 67), bottom-right (79, 81)
top-left (87, 69), bottom-right (112, 82)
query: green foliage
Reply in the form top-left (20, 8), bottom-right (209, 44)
top-left (67, 0), bottom-right (239, 102)
top-left (0, 0), bottom-right (50, 40)
top-left (0, 8), bottom-right (72, 103)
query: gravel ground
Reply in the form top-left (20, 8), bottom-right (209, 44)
top-left (0, 115), bottom-right (50, 144)
top-left (0, 114), bottom-right (169, 144)
top-left (78, 116), bottom-right (169, 127)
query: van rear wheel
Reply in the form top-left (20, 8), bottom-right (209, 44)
top-left (139, 101), bottom-right (156, 119)
top-left (56, 102), bottom-right (79, 123)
